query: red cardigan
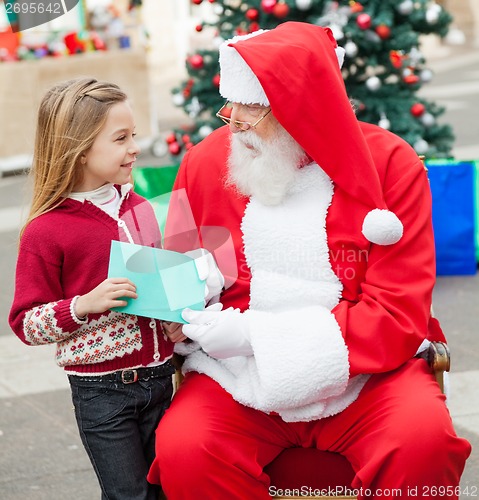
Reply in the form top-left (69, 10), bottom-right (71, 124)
top-left (9, 185), bottom-right (174, 374)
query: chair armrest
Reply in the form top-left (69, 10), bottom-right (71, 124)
top-left (426, 341), bottom-right (451, 394)
top-left (172, 353), bottom-right (185, 393)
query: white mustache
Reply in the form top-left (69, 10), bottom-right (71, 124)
top-left (227, 124), bottom-right (306, 206)
top-left (233, 131), bottom-right (265, 151)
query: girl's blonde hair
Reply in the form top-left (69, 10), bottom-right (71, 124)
top-left (22, 77), bottom-right (127, 236)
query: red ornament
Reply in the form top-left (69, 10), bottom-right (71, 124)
top-left (212, 74), bottom-right (221, 87)
top-left (183, 80), bottom-right (193, 98)
top-left (249, 22), bottom-right (260, 33)
top-left (389, 50), bottom-right (404, 69)
top-left (273, 2), bottom-right (289, 18)
top-left (350, 2), bottom-right (364, 13)
top-left (410, 103), bottom-right (426, 117)
top-left (246, 8), bottom-right (259, 21)
top-left (169, 142), bottom-right (181, 155)
top-left (185, 142), bottom-right (194, 151)
top-left (182, 134), bottom-right (191, 143)
top-left (403, 74), bottom-right (420, 84)
top-left (195, 24), bottom-right (203, 32)
top-left (191, 0), bottom-right (202, 4)
top-left (165, 133), bottom-right (177, 144)
top-left (189, 54), bottom-right (204, 70)
top-left (375, 24), bottom-right (391, 39)
top-left (261, 0), bottom-right (277, 14)
top-left (356, 13), bottom-right (372, 29)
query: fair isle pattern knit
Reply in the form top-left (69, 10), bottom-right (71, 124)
top-left (24, 304), bottom-right (142, 367)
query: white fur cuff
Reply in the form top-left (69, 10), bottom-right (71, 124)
top-left (244, 306), bottom-right (350, 410)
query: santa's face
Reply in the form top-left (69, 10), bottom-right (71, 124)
top-left (227, 103), bottom-right (275, 144)
top-left (227, 113), bottom-right (306, 206)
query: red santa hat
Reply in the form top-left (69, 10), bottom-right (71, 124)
top-left (218, 22), bottom-right (403, 246)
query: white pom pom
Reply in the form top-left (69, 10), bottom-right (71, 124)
top-left (362, 209), bottom-right (403, 245)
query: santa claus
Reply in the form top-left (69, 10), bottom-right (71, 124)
top-left (148, 22), bottom-right (470, 497)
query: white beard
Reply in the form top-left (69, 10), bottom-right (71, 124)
top-left (226, 124), bottom-right (306, 206)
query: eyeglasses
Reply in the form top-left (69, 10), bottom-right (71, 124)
top-left (215, 101), bottom-right (271, 131)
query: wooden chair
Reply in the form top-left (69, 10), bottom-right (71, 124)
top-left (171, 341), bottom-right (450, 500)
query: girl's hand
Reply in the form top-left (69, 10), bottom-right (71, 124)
top-left (74, 278), bottom-right (137, 318)
top-left (162, 321), bottom-right (187, 343)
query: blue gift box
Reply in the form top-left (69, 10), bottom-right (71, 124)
top-left (426, 160), bottom-right (477, 275)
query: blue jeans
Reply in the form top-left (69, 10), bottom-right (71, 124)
top-left (69, 362), bottom-right (175, 500)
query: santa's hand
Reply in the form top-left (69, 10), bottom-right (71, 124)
top-left (186, 249), bottom-right (225, 304)
top-left (182, 305), bottom-right (253, 359)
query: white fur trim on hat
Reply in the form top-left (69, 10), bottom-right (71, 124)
top-left (335, 46), bottom-right (346, 67)
top-left (219, 30), bottom-right (270, 106)
top-left (219, 30), bottom-right (345, 106)
top-left (362, 209), bottom-right (403, 245)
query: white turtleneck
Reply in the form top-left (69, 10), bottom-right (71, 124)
top-left (69, 184), bottom-right (121, 217)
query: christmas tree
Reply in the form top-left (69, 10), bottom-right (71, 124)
top-left (163, 0), bottom-right (453, 159)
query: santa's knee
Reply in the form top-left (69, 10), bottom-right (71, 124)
top-left (371, 400), bottom-right (470, 484)
top-left (394, 421), bottom-right (460, 466)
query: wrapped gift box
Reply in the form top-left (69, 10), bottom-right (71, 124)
top-left (473, 160), bottom-right (479, 263)
top-left (426, 160), bottom-right (477, 275)
top-left (133, 165), bottom-right (180, 237)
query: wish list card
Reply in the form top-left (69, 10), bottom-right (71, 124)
top-left (107, 241), bottom-right (205, 323)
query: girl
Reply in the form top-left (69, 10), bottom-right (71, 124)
top-left (9, 77), bottom-right (176, 500)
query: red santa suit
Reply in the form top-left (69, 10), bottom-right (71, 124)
top-left (149, 22), bottom-right (470, 497)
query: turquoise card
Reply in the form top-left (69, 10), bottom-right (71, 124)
top-left (107, 241), bottom-right (205, 323)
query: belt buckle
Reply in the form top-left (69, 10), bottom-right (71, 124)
top-left (121, 369), bottom-right (138, 384)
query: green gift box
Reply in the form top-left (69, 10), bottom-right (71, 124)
top-left (132, 165), bottom-right (180, 238)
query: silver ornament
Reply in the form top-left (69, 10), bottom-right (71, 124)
top-left (426, 4), bottom-right (441, 24)
top-left (296, 0), bottom-right (313, 11)
top-left (385, 74), bottom-right (399, 85)
top-left (186, 97), bottom-right (202, 118)
top-left (397, 0), bottom-right (414, 16)
top-left (344, 40), bottom-right (358, 58)
top-left (225, 0), bottom-right (242, 7)
top-left (408, 47), bottom-right (423, 66)
top-left (172, 93), bottom-right (185, 107)
top-left (414, 139), bottom-right (429, 155)
top-left (378, 114), bottom-right (391, 130)
top-left (150, 138), bottom-right (168, 158)
top-left (366, 76), bottom-right (382, 91)
top-left (198, 125), bottom-right (214, 138)
top-left (419, 68), bottom-right (434, 83)
top-left (420, 113), bottom-right (436, 127)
